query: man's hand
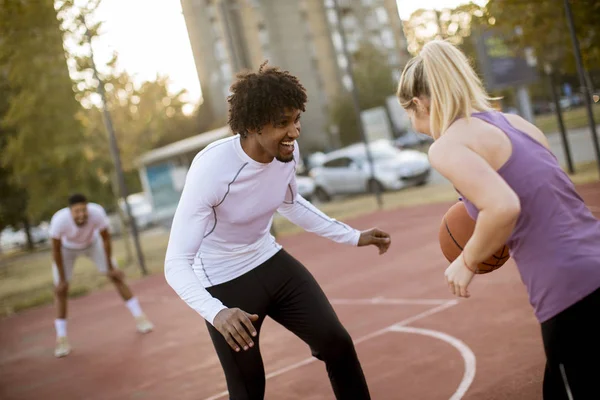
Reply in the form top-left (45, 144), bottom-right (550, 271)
top-left (357, 228), bottom-right (391, 254)
top-left (213, 308), bottom-right (259, 352)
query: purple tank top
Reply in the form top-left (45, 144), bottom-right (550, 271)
top-left (459, 111), bottom-right (600, 323)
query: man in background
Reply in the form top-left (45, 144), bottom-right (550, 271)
top-left (49, 193), bottom-right (153, 358)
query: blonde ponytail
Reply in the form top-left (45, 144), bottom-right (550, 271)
top-left (397, 40), bottom-right (496, 138)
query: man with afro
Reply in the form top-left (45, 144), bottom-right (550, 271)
top-left (164, 62), bottom-right (391, 399)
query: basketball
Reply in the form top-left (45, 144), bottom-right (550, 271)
top-left (439, 202), bottom-right (510, 274)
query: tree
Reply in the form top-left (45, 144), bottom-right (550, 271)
top-left (0, 78), bottom-right (29, 241)
top-left (58, 0), bottom-right (202, 172)
top-left (329, 42), bottom-right (397, 146)
top-left (402, 3), bottom-right (488, 67)
top-left (487, 0), bottom-right (600, 76)
top-left (0, 0), bottom-right (107, 238)
top-left (77, 71), bottom-right (196, 173)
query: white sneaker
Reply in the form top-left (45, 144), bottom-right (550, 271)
top-left (135, 315), bottom-right (154, 334)
top-left (54, 336), bottom-right (71, 358)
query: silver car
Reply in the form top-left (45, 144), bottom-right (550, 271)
top-left (309, 140), bottom-right (430, 202)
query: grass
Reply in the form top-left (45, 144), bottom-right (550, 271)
top-left (0, 233), bottom-right (169, 317)
top-left (566, 161), bottom-right (600, 185)
top-left (535, 103), bottom-right (600, 134)
top-left (1, 161), bottom-right (598, 318)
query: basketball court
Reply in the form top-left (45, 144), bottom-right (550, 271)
top-left (1, 182), bottom-right (598, 400)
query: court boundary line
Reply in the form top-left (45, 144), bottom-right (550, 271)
top-left (204, 297), bottom-right (476, 400)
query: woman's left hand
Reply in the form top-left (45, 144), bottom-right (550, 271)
top-left (444, 254), bottom-right (475, 298)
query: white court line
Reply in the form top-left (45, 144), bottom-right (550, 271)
top-left (589, 206), bottom-right (600, 212)
top-left (331, 297), bottom-right (451, 306)
top-left (203, 299), bottom-right (464, 400)
top-left (389, 326), bottom-right (476, 400)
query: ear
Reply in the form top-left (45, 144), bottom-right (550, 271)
top-left (245, 128), bottom-right (261, 137)
top-left (412, 97), bottom-right (430, 114)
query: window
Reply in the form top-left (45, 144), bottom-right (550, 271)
top-left (342, 74), bottom-right (353, 91)
top-left (347, 37), bottom-right (358, 53)
top-left (210, 21), bottom-right (220, 37)
top-left (258, 25), bottom-right (269, 46)
top-left (214, 39), bottom-right (227, 61)
top-left (220, 62), bottom-right (232, 79)
top-left (370, 34), bottom-right (382, 48)
top-left (222, 83), bottom-right (231, 100)
top-left (337, 54), bottom-right (348, 70)
top-left (324, 157), bottom-right (353, 168)
top-left (332, 30), bottom-right (343, 51)
top-left (343, 15), bottom-right (358, 31)
top-left (381, 28), bottom-right (395, 49)
top-left (326, 9), bottom-right (338, 25)
top-left (375, 7), bottom-right (388, 25)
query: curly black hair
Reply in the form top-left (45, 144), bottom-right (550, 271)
top-left (227, 61), bottom-right (307, 137)
top-left (68, 193), bottom-right (87, 206)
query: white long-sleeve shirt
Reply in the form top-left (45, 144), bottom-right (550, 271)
top-left (164, 135), bottom-right (361, 325)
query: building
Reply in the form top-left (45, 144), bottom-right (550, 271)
top-left (136, 126), bottom-right (232, 223)
top-left (181, 0), bottom-right (410, 151)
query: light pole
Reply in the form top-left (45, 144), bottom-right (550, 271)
top-left (563, 0), bottom-right (600, 174)
top-left (81, 16), bottom-right (148, 276)
top-left (332, 0), bottom-right (383, 209)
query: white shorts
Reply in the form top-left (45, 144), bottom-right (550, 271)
top-left (52, 238), bottom-right (118, 285)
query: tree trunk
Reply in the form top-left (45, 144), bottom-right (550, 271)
top-left (111, 173), bottom-right (133, 265)
top-left (22, 218), bottom-right (34, 251)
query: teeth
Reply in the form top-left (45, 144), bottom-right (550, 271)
top-left (281, 141), bottom-right (293, 146)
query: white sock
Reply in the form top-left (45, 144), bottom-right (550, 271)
top-left (55, 319), bottom-right (67, 338)
top-left (125, 297), bottom-right (143, 318)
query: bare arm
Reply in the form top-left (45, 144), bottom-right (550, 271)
top-left (52, 238), bottom-right (66, 282)
top-left (99, 228), bottom-right (113, 270)
top-left (429, 139), bottom-right (521, 268)
top-left (277, 176), bottom-right (390, 253)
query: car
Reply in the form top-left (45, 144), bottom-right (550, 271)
top-left (393, 131), bottom-right (433, 150)
top-left (309, 140), bottom-right (431, 202)
top-left (296, 175), bottom-right (315, 202)
top-left (113, 193), bottom-right (156, 233)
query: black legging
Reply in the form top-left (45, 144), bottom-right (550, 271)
top-left (206, 249), bottom-right (371, 400)
top-left (541, 287), bottom-right (600, 399)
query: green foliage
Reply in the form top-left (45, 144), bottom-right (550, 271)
top-left (0, 0), bottom-right (106, 223)
top-left (486, 0), bottom-right (600, 75)
top-left (402, 2), bottom-right (488, 58)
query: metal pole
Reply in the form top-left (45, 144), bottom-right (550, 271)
top-left (332, 0), bottom-right (383, 209)
top-left (563, 0), bottom-right (600, 173)
top-left (82, 18), bottom-right (148, 276)
top-left (545, 64), bottom-right (574, 174)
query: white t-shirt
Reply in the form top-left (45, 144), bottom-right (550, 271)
top-left (165, 135), bottom-right (360, 325)
top-left (49, 203), bottom-right (110, 249)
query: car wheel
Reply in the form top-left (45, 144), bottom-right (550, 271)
top-left (314, 187), bottom-right (331, 203)
top-left (367, 179), bottom-right (384, 194)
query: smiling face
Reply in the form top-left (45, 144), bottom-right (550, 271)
top-left (69, 202), bottom-right (88, 226)
top-left (253, 108), bottom-right (301, 163)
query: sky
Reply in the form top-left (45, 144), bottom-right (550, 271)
top-left (88, 0), bottom-right (488, 109)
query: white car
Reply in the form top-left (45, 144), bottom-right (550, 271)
top-left (296, 175), bottom-right (316, 202)
top-left (309, 140), bottom-right (430, 202)
top-left (117, 193), bottom-right (156, 231)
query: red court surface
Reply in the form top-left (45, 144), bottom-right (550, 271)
top-left (1, 182), bottom-right (598, 400)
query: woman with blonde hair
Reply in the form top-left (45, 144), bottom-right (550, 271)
top-left (397, 39), bottom-right (600, 399)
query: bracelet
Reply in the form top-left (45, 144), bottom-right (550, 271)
top-left (462, 252), bottom-right (478, 273)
